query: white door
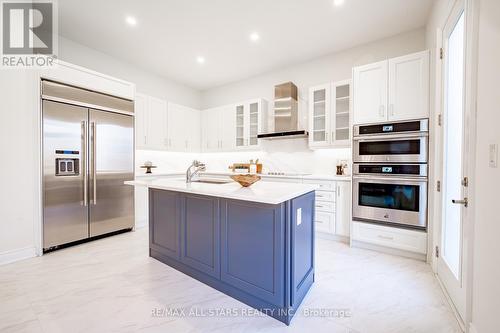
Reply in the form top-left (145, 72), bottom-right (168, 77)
top-left (134, 93), bottom-right (148, 149)
top-left (437, 1), bottom-right (468, 322)
top-left (388, 51), bottom-right (430, 121)
top-left (352, 60), bottom-right (388, 125)
top-left (309, 84), bottom-right (331, 147)
top-left (148, 96), bottom-right (168, 150)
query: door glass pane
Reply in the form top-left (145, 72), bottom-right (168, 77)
top-left (359, 139), bottom-right (421, 155)
top-left (313, 131), bottom-right (325, 142)
top-left (442, 12), bottom-right (465, 279)
top-left (359, 183), bottom-right (420, 212)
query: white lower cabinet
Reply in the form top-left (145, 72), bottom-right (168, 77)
top-left (335, 181), bottom-right (351, 237)
top-left (352, 222), bottom-right (427, 254)
top-left (315, 212), bottom-right (335, 234)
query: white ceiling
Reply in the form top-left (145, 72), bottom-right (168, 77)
top-left (58, 0), bottom-right (434, 90)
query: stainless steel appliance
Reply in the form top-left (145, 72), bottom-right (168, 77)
top-left (42, 80), bottom-right (134, 251)
top-left (353, 119), bottom-right (428, 163)
top-left (352, 119), bottom-right (429, 229)
top-left (257, 82), bottom-right (308, 139)
top-left (352, 164), bottom-right (428, 229)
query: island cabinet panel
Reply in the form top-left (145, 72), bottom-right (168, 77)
top-left (180, 195), bottom-right (220, 278)
top-left (149, 190), bottom-right (181, 260)
top-left (220, 200), bottom-right (286, 307)
top-left (289, 192), bottom-right (315, 309)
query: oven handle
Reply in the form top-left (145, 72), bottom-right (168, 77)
top-left (352, 175), bottom-right (428, 183)
top-left (353, 132), bottom-right (428, 141)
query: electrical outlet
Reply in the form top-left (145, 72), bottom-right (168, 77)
top-left (489, 144), bottom-right (498, 168)
top-left (296, 208), bottom-right (302, 226)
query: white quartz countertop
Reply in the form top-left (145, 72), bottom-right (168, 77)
top-left (125, 178), bottom-right (317, 205)
top-left (135, 171), bottom-right (351, 182)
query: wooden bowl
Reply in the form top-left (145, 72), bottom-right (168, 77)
top-left (230, 174), bottom-right (261, 187)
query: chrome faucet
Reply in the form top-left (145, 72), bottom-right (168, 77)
top-left (186, 160), bottom-right (206, 183)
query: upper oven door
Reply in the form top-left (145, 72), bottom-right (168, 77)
top-left (353, 133), bottom-right (428, 163)
top-left (352, 175), bottom-right (428, 229)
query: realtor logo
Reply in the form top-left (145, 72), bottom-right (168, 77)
top-left (1, 1), bottom-right (57, 67)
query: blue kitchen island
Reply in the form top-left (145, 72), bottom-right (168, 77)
top-left (127, 178), bottom-right (316, 325)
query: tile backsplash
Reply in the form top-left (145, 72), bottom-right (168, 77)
top-left (136, 139), bottom-right (351, 176)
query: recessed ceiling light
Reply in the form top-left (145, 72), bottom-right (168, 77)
top-left (249, 32), bottom-right (260, 42)
top-left (196, 56), bottom-right (205, 64)
top-left (125, 16), bottom-right (137, 26)
top-left (333, 0), bottom-right (345, 6)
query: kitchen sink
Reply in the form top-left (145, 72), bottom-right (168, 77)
top-left (191, 179), bottom-right (233, 184)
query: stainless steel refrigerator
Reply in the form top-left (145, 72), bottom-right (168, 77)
top-left (42, 80), bottom-right (134, 251)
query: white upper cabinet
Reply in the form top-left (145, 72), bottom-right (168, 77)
top-left (353, 60), bottom-right (388, 125)
top-left (308, 80), bottom-right (351, 149)
top-left (309, 83), bottom-right (331, 148)
top-left (352, 50), bottom-right (430, 125)
top-left (202, 105), bottom-right (237, 153)
top-left (133, 93), bottom-right (200, 153)
top-left (388, 51), bottom-right (430, 121)
top-left (167, 102), bottom-right (201, 152)
top-left (332, 80), bottom-right (351, 146)
top-left (234, 99), bottom-right (265, 150)
top-left (147, 96), bottom-right (168, 150)
top-left (134, 93), bottom-right (168, 151)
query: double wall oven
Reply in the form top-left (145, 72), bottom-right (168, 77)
top-left (352, 119), bottom-right (428, 230)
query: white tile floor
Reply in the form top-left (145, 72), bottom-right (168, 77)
top-left (0, 229), bottom-right (461, 333)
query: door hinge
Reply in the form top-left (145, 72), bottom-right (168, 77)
top-left (440, 48), bottom-right (444, 60)
top-left (438, 114), bottom-right (442, 126)
top-left (437, 180), bottom-right (441, 192)
top-left (435, 246), bottom-right (440, 258)
top-left (462, 177), bottom-right (469, 187)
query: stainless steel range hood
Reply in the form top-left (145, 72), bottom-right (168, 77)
top-left (257, 82), bottom-right (308, 139)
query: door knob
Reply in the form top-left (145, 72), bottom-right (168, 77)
top-left (452, 198), bottom-right (468, 207)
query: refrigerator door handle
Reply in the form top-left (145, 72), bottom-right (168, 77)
top-left (82, 121), bottom-right (88, 206)
top-left (91, 121), bottom-right (97, 205)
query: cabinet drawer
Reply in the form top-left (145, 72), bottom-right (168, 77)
top-left (304, 179), bottom-right (336, 192)
top-left (315, 201), bottom-right (335, 213)
top-left (352, 222), bottom-right (427, 254)
top-left (315, 212), bottom-right (335, 234)
top-left (315, 190), bottom-right (335, 202)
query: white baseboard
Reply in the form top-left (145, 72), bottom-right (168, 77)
top-left (351, 240), bottom-right (427, 261)
top-left (0, 246), bottom-right (37, 266)
top-left (469, 323), bottom-right (477, 333)
top-left (316, 232), bottom-right (349, 244)
top-left (134, 220), bottom-right (148, 230)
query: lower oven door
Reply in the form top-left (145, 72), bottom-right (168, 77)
top-left (352, 175), bottom-right (428, 229)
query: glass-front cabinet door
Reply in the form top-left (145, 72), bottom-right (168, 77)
top-left (235, 104), bottom-right (245, 148)
top-left (333, 80), bottom-right (351, 146)
top-left (234, 99), bottom-right (262, 150)
top-left (248, 102), bottom-right (259, 147)
top-left (308, 84), bottom-right (331, 148)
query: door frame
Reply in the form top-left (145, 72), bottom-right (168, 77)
top-left (431, 0), bottom-right (479, 330)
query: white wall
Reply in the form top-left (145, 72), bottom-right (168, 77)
top-left (471, 0), bottom-right (500, 331)
top-left (58, 36), bottom-right (201, 109)
top-left (0, 70), bottom-right (38, 263)
top-left (200, 28), bottom-right (426, 108)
